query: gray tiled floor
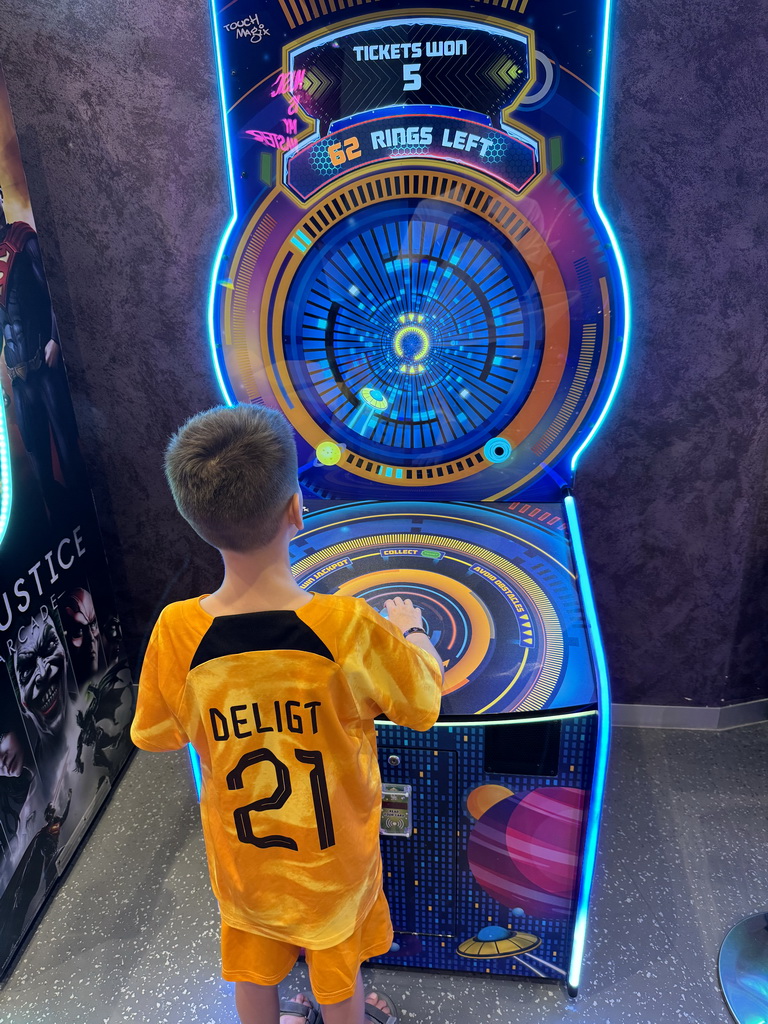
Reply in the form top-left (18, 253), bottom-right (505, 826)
top-left (1, 724), bottom-right (766, 1023)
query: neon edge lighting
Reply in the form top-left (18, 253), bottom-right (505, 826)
top-left (188, 745), bottom-right (203, 800)
top-left (0, 404), bottom-right (11, 545)
top-left (207, 0), bottom-right (239, 409)
top-left (192, 0), bottom-right (246, 796)
top-left (571, 0), bottom-right (632, 472)
top-left (563, 495), bottom-right (612, 994)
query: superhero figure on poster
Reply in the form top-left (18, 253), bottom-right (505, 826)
top-left (8, 606), bottom-right (75, 795)
top-left (102, 613), bottom-right (123, 667)
top-left (0, 722), bottom-right (34, 866)
top-left (62, 587), bottom-right (104, 691)
top-left (0, 183), bottom-right (86, 516)
top-left (0, 788), bottom-right (71, 968)
top-left (74, 658), bottom-right (132, 776)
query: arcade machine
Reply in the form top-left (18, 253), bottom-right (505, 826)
top-left (0, 62), bottom-right (136, 976)
top-left (207, 0), bottom-right (628, 995)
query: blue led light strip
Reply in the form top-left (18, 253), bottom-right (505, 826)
top-left (195, 0), bottom-right (256, 795)
top-left (378, 709), bottom-right (597, 729)
top-left (563, 494), bottom-right (611, 994)
top-left (189, 744), bottom-right (203, 801)
top-left (197, 2), bottom-right (251, 791)
top-left (0, 404), bottom-right (11, 545)
top-left (207, 0), bottom-right (239, 409)
top-left (571, 0), bottom-right (631, 472)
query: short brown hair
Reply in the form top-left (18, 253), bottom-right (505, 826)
top-left (164, 405), bottom-right (299, 552)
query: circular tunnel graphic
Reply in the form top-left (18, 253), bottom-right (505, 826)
top-left (218, 167), bottom-right (616, 499)
top-left (282, 198), bottom-right (544, 464)
top-left (291, 501), bottom-right (596, 716)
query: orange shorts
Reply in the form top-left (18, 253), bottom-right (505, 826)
top-left (220, 888), bottom-right (393, 1004)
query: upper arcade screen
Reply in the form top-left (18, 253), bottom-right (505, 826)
top-left (210, 0), bottom-right (627, 502)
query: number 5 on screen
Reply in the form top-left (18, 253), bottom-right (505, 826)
top-left (403, 63), bottom-right (421, 91)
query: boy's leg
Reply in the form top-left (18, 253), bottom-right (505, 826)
top-left (319, 971), bottom-right (397, 1024)
top-left (317, 970), bottom-right (365, 1024)
top-left (237, 986), bottom-right (324, 1024)
top-left (224, 921), bottom-right (303, 1023)
top-left (234, 981), bottom-right (279, 1024)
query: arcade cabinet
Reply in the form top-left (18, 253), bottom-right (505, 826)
top-left (207, 0), bottom-right (628, 994)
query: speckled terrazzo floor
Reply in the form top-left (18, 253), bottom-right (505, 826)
top-left (1, 723), bottom-right (766, 1024)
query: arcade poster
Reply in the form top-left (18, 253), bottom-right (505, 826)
top-left (0, 62), bottom-right (136, 974)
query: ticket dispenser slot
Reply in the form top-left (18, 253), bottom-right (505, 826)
top-left (380, 747), bottom-right (458, 938)
top-left (483, 721), bottom-right (562, 777)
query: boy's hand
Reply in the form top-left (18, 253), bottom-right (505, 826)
top-left (384, 597), bottom-right (423, 633)
top-left (384, 597), bottom-right (445, 685)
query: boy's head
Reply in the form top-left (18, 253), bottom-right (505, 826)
top-left (164, 405), bottom-right (299, 552)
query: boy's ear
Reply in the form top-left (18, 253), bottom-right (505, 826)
top-left (288, 492), bottom-right (304, 532)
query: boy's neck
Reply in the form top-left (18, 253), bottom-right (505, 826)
top-left (201, 537), bottom-right (311, 615)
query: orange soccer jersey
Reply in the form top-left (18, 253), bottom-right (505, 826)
top-left (131, 594), bottom-right (442, 949)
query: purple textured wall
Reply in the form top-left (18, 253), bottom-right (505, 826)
top-left (0, 0), bottom-right (766, 706)
top-left (577, 0), bottom-right (768, 705)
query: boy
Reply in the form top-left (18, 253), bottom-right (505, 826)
top-left (131, 405), bottom-right (444, 1024)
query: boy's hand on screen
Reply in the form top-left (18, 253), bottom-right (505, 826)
top-left (384, 597), bottom-right (423, 633)
top-left (384, 597), bottom-right (445, 684)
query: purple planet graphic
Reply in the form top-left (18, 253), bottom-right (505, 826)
top-left (467, 787), bottom-right (585, 920)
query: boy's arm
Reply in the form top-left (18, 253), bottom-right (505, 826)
top-left (130, 613), bottom-right (188, 752)
top-left (384, 597), bottom-right (444, 684)
top-left (341, 600), bottom-right (443, 732)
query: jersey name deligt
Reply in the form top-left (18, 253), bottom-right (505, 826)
top-left (209, 699), bottom-right (322, 740)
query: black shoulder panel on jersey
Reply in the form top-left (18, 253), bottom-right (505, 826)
top-left (190, 611), bottom-right (334, 670)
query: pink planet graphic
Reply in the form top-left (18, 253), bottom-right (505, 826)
top-left (466, 787), bottom-right (585, 920)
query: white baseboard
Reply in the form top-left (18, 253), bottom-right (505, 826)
top-left (611, 699), bottom-right (768, 731)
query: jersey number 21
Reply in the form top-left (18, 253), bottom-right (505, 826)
top-left (226, 748), bottom-right (335, 851)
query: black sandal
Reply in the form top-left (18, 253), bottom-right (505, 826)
top-left (364, 990), bottom-right (399, 1024)
top-left (279, 998), bottom-right (323, 1023)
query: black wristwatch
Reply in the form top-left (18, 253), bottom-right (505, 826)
top-left (403, 626), bottom-right (428, 638)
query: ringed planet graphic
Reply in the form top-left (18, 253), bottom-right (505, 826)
top-left (466, 785), bottom-right (515, 821)
top-left (467, 787), bottom-right (586, 920)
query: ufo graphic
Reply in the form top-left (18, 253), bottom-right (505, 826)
top-left (457, 785), bottom-right (585, 973)
top-left (457, 924), bottom-right (540, 960)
